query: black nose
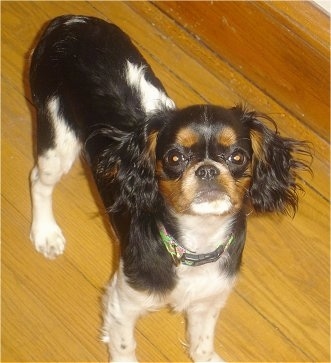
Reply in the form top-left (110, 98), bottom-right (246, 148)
top-left (195, 164), bottom-right (220, 180)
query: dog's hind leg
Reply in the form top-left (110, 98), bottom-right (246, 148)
top-left (30, 97), bottom-right (81, 259)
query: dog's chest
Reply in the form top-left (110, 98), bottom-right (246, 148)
top-left (168, 260), bottom-right (236, 312)
top-left (163, 215), bottom-right (236, 311)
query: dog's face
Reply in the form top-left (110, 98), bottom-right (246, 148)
top-left (155, 105), bottom-right (253, 216)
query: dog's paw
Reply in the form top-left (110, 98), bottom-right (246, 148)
top-left (30, 223), bottom-right (66, 259)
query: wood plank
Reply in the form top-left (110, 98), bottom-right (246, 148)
top-left (155, 1), bottom-right (330, 141)
top-left (243, 196), bottom-right (330, 360)
top-left (1, 198), bottom-right (108, 361)
top-left (260, 1), bottom-right (330, 54)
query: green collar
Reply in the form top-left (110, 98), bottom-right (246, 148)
top-left (159, 224), bottom-right (234, 267)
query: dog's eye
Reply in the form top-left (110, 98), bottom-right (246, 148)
top-left (165, 150), bottom-right (186, 167)
top-left (228, 150), bottom-right (247, 165)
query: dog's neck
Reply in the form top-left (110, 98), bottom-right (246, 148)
top-left (174, 213), bottom-right (236, 254)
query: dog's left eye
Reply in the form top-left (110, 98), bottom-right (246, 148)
top-left (228, 150), bottom-right (247, 165)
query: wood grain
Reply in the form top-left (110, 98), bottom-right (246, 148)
top-left (155, 1), bottom-right (330, 142)
top-left (2, 1), bottom-right (329, 362)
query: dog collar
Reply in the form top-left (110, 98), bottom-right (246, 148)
top-left (159, 224), bottom-right (234, 267)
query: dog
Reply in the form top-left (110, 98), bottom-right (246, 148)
top-left (29, 15), bottom-right (310, 362)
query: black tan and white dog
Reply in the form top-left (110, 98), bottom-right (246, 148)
top-left (29, 15), bottom-right (310, 362)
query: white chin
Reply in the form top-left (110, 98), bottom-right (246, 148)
top-left (191, 198), bottom-right (233, 215)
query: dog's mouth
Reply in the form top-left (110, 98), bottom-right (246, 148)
top-left (191, 189), bottom-right (232, 215)
top-left (194, 189), bottom-right (225, 203)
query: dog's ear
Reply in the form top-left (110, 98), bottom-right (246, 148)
top-left (129, 123), bottom-right (161, 212)
top-left (235, 106), bottom-right (312, 216)
top-left (91, 112), bottom-right (170, 213)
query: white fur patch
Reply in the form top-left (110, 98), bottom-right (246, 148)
top-left (47, 97), bottom-right (81, 172)
top-left (102, 259), bottom-right (231, 362)
top-left (170, 263), bottom-right (236, 312)
top-left (191, 196), bottom-right (232, 215)
top-left (176, 213), bottom-right (235, 253)
top-left (102, 263), bottom-right (162, 362)
top-left (125, 61), bottom-right (175, 114)
top-left (30, 97), bottom-right (81, 259)
top-left (64, 17), bottom-right (86, 26)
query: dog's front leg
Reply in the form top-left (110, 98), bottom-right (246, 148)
top-left (102, 267), bottom-right (150, 363)
top-left (186, 301), bottom-right (225, 362)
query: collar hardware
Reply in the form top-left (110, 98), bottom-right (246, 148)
top-left (159, 225), bottom-right (234, 267)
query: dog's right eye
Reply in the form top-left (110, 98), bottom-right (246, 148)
top-left (165, 149), bottom-right (186, 167)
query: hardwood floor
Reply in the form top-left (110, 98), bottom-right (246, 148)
top-left (2, 2), bottom-right (329, 362)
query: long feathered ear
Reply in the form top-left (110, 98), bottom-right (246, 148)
top-left (88, 114), bottom-right (167, 214)
top-left (236, 106), bottom-right (312, 216)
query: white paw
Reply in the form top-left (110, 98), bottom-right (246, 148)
top-left (30, 223), bottom-right (66, 259)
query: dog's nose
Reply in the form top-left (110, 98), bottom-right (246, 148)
top-left (195, 164), bottom-right (220, 180)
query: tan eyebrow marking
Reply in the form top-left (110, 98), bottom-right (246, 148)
top-left (218, 127), bottom-right (237, 146)
top-left (175, 127), bottom-right (199, 148)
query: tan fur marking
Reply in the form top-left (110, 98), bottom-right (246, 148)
top-left (158, 178), bottom-right (191, 213)
top-left (176, 128), bottom-right (199, 148)
top-left (233, 165), bottom-right (252, 208)
top-left (143, 131), bottom-right (158, 164)
top-left (157, 162), bottom-right (197, 213)
top-left (218, 127), bottom-right (237, 147)
top-left (103, 162), bottom-right (120, 181)
top-left (250, 129), bottom-right (265, 163)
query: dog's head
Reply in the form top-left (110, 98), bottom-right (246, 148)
top-left (96, 104), bottom-right (311, 217)
top-left (155, 105), bottom-right (252, 216)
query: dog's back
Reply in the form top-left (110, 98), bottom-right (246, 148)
top-left (30, 15), bottom-right (172, 146)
